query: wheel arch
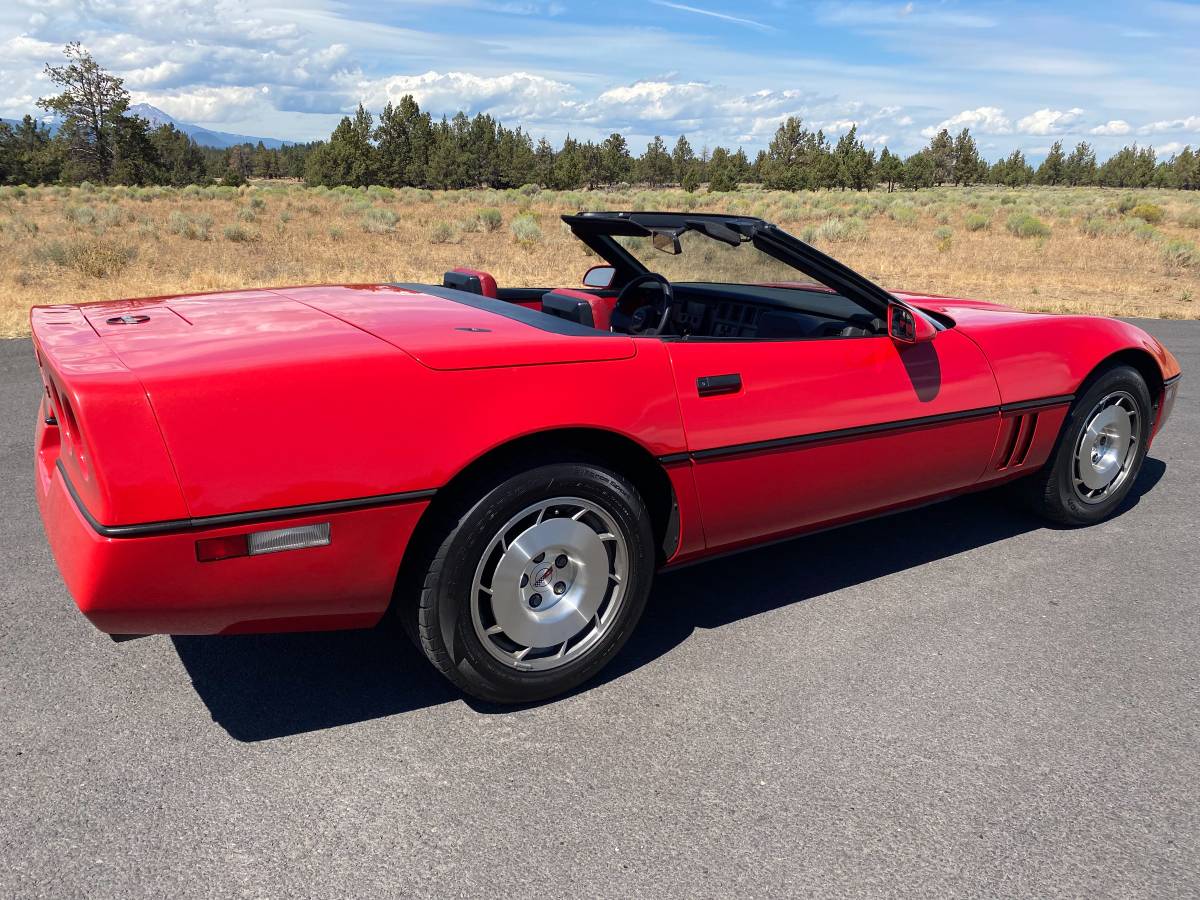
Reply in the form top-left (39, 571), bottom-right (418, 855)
top-left (1081, 348), bottom-right (1164, 405)
top-left (391, 427), bottom-right (679, 619)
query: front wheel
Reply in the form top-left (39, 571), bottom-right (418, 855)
top-left (1020, 364), bottom-right (1152, 526)
top-left (413, 462), bottom-right (655, 703)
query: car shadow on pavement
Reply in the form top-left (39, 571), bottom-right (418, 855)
top-left (175, 458), bottom-right (1165, 740)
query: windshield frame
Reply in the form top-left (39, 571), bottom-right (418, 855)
top-left (562, 211), bottom-right (894, 320)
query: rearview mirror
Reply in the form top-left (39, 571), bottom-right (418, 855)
top-left (888, 303), bottom-right (936, 344)
top-left (582, 265), bottom-right (615, 289)
top-left (651, 230), bottom-right (682, 255)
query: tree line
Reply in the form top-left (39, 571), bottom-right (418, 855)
top-left (3, 43), bottom-right (1198, 193)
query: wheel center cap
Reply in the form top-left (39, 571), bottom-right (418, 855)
top-left (532, 565), bottom-right (555, 589)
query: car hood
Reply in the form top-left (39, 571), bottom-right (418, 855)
top-left (75, 284), bottom-right (635, 374)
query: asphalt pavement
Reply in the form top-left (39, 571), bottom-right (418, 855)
top-left (1, 320), bottom-right (1196, 898)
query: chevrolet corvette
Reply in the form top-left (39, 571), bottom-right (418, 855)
top-left (32, 211), bottom-right (1181, 703)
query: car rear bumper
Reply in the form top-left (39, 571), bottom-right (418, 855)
top-left (35, 416), bottom-right (430, 636)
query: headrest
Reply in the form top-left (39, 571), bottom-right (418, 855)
top-left (443, 268), bottom-right (498, 298)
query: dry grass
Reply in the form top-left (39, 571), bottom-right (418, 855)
top-left (2, 181), bottom-right (1198, 337)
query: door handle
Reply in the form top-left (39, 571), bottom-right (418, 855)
top-left (697, 374), bottom-right (742, 397)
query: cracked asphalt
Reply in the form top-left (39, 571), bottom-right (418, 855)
top-left (1, 319), bottom-right (1196, 898)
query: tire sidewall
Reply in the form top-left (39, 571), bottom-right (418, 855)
top-left (431, 463), bottom-right (655, 703)
top-left (1047, 365), bottom-right (1152, 524)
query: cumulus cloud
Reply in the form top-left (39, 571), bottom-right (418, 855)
top-left (1137, 115), bottom-right (1200, 134)
top-left (921, 106), bottom-right (1011, 138)
top-left (349, 70), bottom-right (577, 121)
top-left (1016, 107), bottom-right (1085, 135)
top-left (1089, 120), bottom-right (1131, 136)
top-left (130, 86), bottom-right (265, 121)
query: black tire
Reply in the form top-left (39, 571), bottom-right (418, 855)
top-left (412, 462), bottom-right (655, 704)
top-left (1019, 364), bottom-right (1152, 526)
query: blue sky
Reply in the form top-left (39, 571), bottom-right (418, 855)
top-left (1, 1), bottom-right (1198, 159)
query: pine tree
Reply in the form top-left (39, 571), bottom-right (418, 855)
top-left (927, 128), bottom-right (954, 185)
top-left (599, 132), bottom-right (631, 185)
top-left (1064, 141), bottom-right (1096, 186)
top-left (951, 128), bottom-right (982, 185)
top-left (877, 147), bottom-right (902, 192)
top-left (833, 125), bottom-right (874, 190)
top-left (1035, 140), bottom-right (1066, 185)
top-left (671, 134), bottom-right (695, 184)
top-left (903, 151), bottom-right (936, 189)
top-left (38, 42), bottom-right (142, 183)
top-left (0, 115), bottom-right (62, 184)
top-left (638, 136), bottom-right (672, 186)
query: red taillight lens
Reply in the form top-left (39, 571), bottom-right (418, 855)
top-left (195, 535), bottom-right (249, 562)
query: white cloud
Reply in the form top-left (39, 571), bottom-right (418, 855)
top-left (1089, 120), bottom-right (1131, 135)
top-left (350, 70), bottom-right (577, 121)
top-left (130, 86), bottom-right (265, 122)
top-left (1155, 141), bottom-right (1186, 156)
top-left (1016, 107), bottom-right (1085, 135)
top-left (1137, 115), bottom-right (1200, 134)
top-left (921, 106), bottom-right (1011, 138)
top-left (587, 80), bottom-right (716, 123)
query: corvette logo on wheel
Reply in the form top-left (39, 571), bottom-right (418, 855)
top-left (533, 566), bottom-right (554, 588)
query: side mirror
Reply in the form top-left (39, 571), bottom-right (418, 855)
top-left (582, 265), bottom-right (616, 289)
top-left (888, 303), bottom-right (936, 344)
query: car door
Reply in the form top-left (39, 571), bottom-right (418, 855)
top-left (665, 329), bottom-right (1002, 551)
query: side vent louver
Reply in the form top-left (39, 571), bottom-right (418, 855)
top-left (997, 413), bottom-right (1039, 471)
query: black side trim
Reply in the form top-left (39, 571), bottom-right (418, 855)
top-left (689, 406), bottom-right (1000, 462)
top-left (999, 394), bottom-right (1074, 413)
top-left (56, 459), bottom-right (436, 539)
top-left (389, 283), bottom-right (621, 338)
top-left (658, 452), bottom-right (691, 466)
top-left (1163, 373), bottom-right (1181, 387)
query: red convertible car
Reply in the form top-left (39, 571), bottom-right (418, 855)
top-left (33, 211), bottom-right (1180, 703)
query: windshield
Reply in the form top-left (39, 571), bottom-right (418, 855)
top-left (617, 229), bottom-right (818, 286)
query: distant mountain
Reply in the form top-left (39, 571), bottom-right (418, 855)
top-left (126, 104), bottom-right (290, 149)
top-left (2, 106), bottom-right (290, 149)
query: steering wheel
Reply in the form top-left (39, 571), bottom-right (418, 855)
top-left (611, 272), bottom-right (674, 336)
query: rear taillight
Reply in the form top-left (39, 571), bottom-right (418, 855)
top-left (196, 523), bottom-right (331, 562)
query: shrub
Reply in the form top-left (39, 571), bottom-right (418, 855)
top-left (964, 213), bottom-right (990, 231)
top-left (888, 204), bottom-right (918, 224)
top-left (34, 238), bottom-right (135, 277)
top-left (1005, 212), bottom-right (1051, 239)
top-left (813, 217), bottom-right (867, 243)
top-left (1160, 239), bottom-right (1198, 270)
top-left (934, 226), bottom-right (953, 252)
top-left (278, 210), bottom-right (291, 224)
top-left (1079, 217), bottom-right (1108, 238)
top-left (167, 211), bottom-right (213, 240)
top-left (222, 223), bottom-right (258, 242)
top-left (248, 195), bottom-right (266, 210)
top-left (1115, 194), bottom-right (1137, 213)
top-left (65, 205), bottom-right (96, 225)
top-left (1129, 203), bottom-right (1164, 224)
top-left (1178, 209), bottom-right (1200, 229)
top-left (428, 221), bottom-right (458, 244)
top-left (361, 207), bottom-right (397, 233)
top-left (477, 207), bottom-right (503, 232)
top-left (328, 225), bottom-right (345, 241)
top-left (236, 206), bottom-right (257, 222)
top-left (69, 239), bottom-right (136, 277)
top-left (1132, 223), bottom-right (1158, 242)
top-left (510, 214), bottom-right (542, 245)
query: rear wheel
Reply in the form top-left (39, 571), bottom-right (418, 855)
top-left (413, 462), bottom-right (655, 703)
top-left (1020, 364), bottom-right (1152, 526)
